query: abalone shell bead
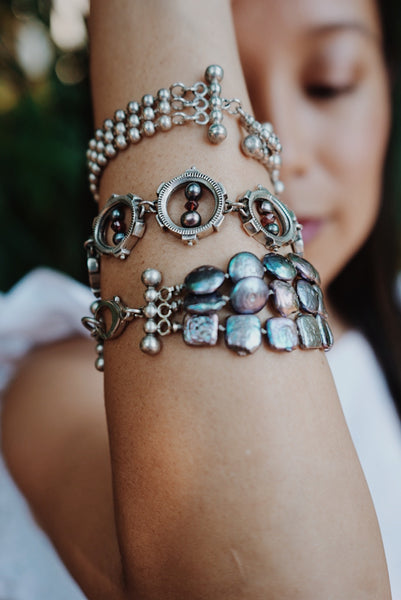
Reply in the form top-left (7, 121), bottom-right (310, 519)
top-left (265, 317), bottom-right (298, 351)
top-left (183, 292), bottom-right (227, 314)
top-left (225, 315), bottom-right (262, 355)
top-left (228, 251), bottom-right (264, 282)
top-left (230, 276), bottom-right (269, 314)
top-left (182, 313), bottom-right (219, 346)
top-left (296, 279), bottom-right (319, 314)
top-left (287, 253), bottom-right (321, 284)
top-left (184, 265), bottom-right (226, 295)
top-left (296, 315), bottom-right (322, 349)
top-left (269, 280), bottom-right (299, 317)
top-left (263, 253), bottom-right (297, 281)
top-left (316, 314), bottom-right (334, 349)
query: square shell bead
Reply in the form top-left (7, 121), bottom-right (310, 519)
top-left (296, 315), bottom-right (322, 349)
top-left (265, 317), bottom-right (298, 351)
top-left (269, 280), bottom-right (299, 317)
top-left (182, 313), bottom-right (219, 346)
top-left (296, 279), bottom-right (319, 314)
top-left (225, 315), bottom-right (262, 355)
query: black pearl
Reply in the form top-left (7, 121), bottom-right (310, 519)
top-left (111, 207), bottom-right (124, 220)
top-left (113, 231), bottom-right (125, 245)
top-left (185, 182), bottom-right (202, 201)
top-left (181, 210), bottom-right (201, 228)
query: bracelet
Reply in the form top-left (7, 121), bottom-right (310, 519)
top-left (84, 171), bottom-right (304, 298)
top-left (86, 65), bottom-right (284, 202)
top-left (82, 250), bottom-right (333, 371)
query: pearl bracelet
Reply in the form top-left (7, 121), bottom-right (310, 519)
top-left (82, 250), bottom-right (333, 371)
top-left (86, 65), bottom-right (284, 202)
top-left (84, 170), bottom-right (304, 299)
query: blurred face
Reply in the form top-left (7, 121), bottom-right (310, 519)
top-left (233, 0), bottom-right (391, 287)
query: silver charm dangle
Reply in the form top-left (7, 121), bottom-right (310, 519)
top-left (156, 166), bottom-right (227, 245)
top-left (92, 193), bottom-right (146, 259)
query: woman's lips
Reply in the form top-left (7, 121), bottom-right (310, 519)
top-left (298, 218), bottom-right (324, 244)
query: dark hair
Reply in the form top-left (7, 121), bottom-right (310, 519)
top-left (328, 1), bottom-right (401, 412)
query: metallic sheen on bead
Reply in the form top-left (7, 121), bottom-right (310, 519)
top-left (267, 222), bottom-right (280, 235)
top-left (95, 128), bottom-right (103, 140)
top-left (144, 319), bottom-right (158, 334)
top-left (228, 252), bottom-right (264, 282)
top-left (144, 288), bottom-right (158, 302)
top-left (297, 315), bottom-right (322, 349)
top-left (142, 121), bottom-right (155, 136)
top-left (128, 128), bottom-right (141, 143)
top-left (114, 109), bottom-right (126, 122)
top-left (181, 210), bottom-right (201, 228)
top-left (210, 109), bottom-right (223, 123)
top-left (142, 94), bottom-right (154, 107)
top-left (104, 130), bottom-right (114, 143)
top-left (143, 302), bottom-right (157, 319)
top-left (263, 253), bottom-right (296, 281)
top-left (183, 313), bottom-right (219, 346)
top-left (184, 265), bottom-right (226, 295)
top-left (140, 334), bottom-right (161, 354)
top-left (157, 88), bottom-right (171, 101)
top-left (185, 182), bottom-right (202, 201)
top-left (104, 118), bottom-right (114, 130)
top-left (127, 101), bottom-right (140, 114)
top-left (269, 280), bottom-right (299, 317)
top-left (183, 292), bottom-right (227, 314)
top-left (143, 106), bottom-right (155, 121)
top-left (158, 101), bottom-right (171, 115)
top-left (142, 268), bottom-right (162, 286)
top-left (105, 143), bottom-right (117, 158)
top-left (208, 123), bottom-right (227, 144)
top-left (128, 114), bottom-right (140, 127)
top-left (95, 355), bottom-right (105, 371)
top-left (114, 122), bottom-right (126, 135)
top-left (97, 154), bottom-right (107, 166)
top-left (288, 253), bottom-right (321, 284)
top-left (205, 64), bottom-right (224, 83)
top-left (296, 279), bottom-right (319, 313)
top-left (115, 134), bottom-right (128, 149)
top-left (241, 135), bottom-right (263, 160)
top-left (230, 276), bottom-right (269, 314)
top-left (112, 232), bottom-right (125, 245)
top-left (265, 317), bottom-right (298, 351)
top-left (225, 315), bottom-right (262, 355)
top-left (157, 115), bottom-right (172, 131)
top-left (274, 181), bottom-right (285, 195)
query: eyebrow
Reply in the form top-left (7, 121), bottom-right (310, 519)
top-left (309, 21), bottom-right (381, 44)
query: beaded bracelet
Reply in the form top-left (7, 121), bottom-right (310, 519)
top-left (82, 250), bottom-right (333, 371)
top-left (86, 65), bottom-right (284, 202)
top-left (84, 171), bottom-right (304, 298)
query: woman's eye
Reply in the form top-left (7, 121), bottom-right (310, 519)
top-left (305, 83), bottom-right (355, 100)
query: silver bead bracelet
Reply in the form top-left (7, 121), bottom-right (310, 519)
top-left (86, 65), bottom-right (284, 202)
top-left (82, 250), bottom-right (333, 371)
top-left (84, 168), bottom-right (304, 298)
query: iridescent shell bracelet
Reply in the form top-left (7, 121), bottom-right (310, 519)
top-left (84, 168), bottom-right (304, 298)
top-left (82, 251), bottom-right (334, 371)
top-left (86, 65), bottom-right (284, 202)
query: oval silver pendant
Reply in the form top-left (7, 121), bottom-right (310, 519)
top-left (230, 276), bottom-right (269, 314)
top-left (156, 166), bottom-right (227, 245)
top-left (228, 251), bottom-right (264, 282)
top-left (184, 265), bottom-right (226, 294)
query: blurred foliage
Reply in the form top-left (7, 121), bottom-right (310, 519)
top-left (0, 0), bottom-right (95, 291)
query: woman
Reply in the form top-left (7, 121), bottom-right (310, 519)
top-left (1, 1), bottom-right (399, 598)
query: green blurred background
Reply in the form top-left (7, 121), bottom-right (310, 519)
top-left (0, 0), bottom-right (400, 293)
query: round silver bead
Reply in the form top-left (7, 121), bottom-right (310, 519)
top-left (210, 109), bottom-right (223, 123)
top-left (158, 115), bottom-right (172, 131)
top-left (260, 122), bottom-right (273, 139)
top-left (271, 169), bottom-right (280, 182)
top-left (142, 94), bottom-right (154, 107)
top-left (96, 140), bottom-right (105, 153)
top-left (144, 287), bottom-right (158, 302)
top-left (209, 82), bottom-right (222, 96)
top-left (89, 172), bottom-right (97, 183)
top-left (90, 300), bottom-right (101, 314)
top-left (115, 134), bottom-right (128, 149)
top-left (140, 334), bottom-right (161, 355)
top-left (89, 183), bottom-right (97, 194)
top-left (128, 113), bottom-right (140, 127)
top-left (144, 319), bottom-right (158, 334)
top-left (210, 96), bottom-right (222, 109)
top-left (96, 343), bottom-right (104, 354)
top-left (207, 123), bottom-right (227, 144)
top-left (143, 106), bottom-right (155, 121)
top-left (127, 100), bottom-right (140, 114)
top-left (250, 121), bottom-right (262, 134)
top-left (205, 64), bottom-right (224, 83)
top-left (142, 121), bottom-right (155, 136)
top-left (90, 162), bottom-right (101, 175)
top-left (141, 268), bottom-right (162, 286)
top-left (95, 128), bottom-right (103, 140)
top-left (95, 355), bottom-right (105, 371)
top-left (86, 148), bottom-right (92, 160)
top-left (143, 303), bottom-right (157, 319)
top-left (105, 143), bottom-right (117, 158)
top-left (114, 109), bottom-right (126, 122)
top-left (89, 138), bottom-right (96, 150)
top-left (240, 113), bottom-right (255, 128)
top-left (157, 87), bottom-right (171, 101)
top-left (97, 153), bottom-right (107, 166)
top-left (104, 130), bottom-right (114, 143)
top-left (90, 150), bottom-right (98, 162)
top-left (128, 127), bottom-right (141, 143)
top-left (274, 180), bottom-right (285, 195)
top-left (114, 122), bottom-right (126, 135)
top-left (181, 210), bottom-right (201, 228)
top-left (103, 118), bottom-right (114, 131)
top-left (241, 134), bottom-right (264, 159)
top-left (158, 100), bottom-right (171, 115)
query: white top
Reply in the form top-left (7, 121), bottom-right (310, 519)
top-left (1, 268), bottom-right (400, 599)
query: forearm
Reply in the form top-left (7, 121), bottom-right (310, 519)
top-left (90, 2), bottom-right (390, 598)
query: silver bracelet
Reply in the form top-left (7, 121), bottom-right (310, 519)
top-left (84, 171), bottom-right (304, 298)
top-left (86, 65), bottom-right (284, 202)
top-left (82, 250), bottom-right (333, 371)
